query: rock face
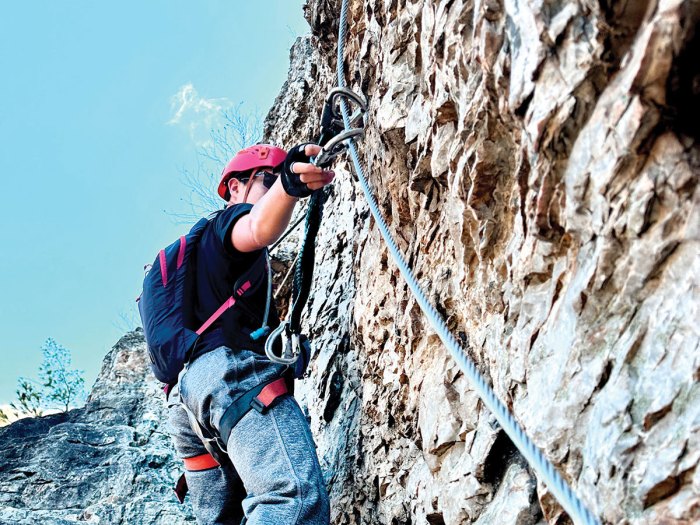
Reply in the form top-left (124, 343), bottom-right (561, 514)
top-left (0, 331), bottom-right (194, 524)
top-left (1, 2), bottom-right (698, 524)
top-left (266, 1), bottom-right (700, 524)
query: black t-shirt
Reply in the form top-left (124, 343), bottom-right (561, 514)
top-left (189, 203), bottom-right (280, 361)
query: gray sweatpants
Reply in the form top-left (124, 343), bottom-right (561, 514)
top-left (166, 346), bottom-right (330, 525)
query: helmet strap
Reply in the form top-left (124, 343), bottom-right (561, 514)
top-left (242, 168), bottom-right (259, 204)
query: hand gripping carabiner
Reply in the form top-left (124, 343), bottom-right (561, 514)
top-left (264, 321), bottom-right (300, 365)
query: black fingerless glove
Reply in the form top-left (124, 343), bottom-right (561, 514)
top-left (281, 143), bottom-right (315, 198)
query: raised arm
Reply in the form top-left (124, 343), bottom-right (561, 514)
top-left (231, 144), bottom-right (335, 253)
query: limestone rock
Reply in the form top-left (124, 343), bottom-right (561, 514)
top-left (1, 1), bottom-right (698, 524)
top-left (269, 1), bottom-right (699, 524)
top-left (0, 331), bottom-right (193, 524)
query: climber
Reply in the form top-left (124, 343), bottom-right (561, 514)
top-left (166, 143), bottom-right (333, 524)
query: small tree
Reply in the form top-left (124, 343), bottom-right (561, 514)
top-left (37, 338), bottom-right (87, 412)
top-left (6, 338), bottom-right (88, 420)
top-left (174, 105), bottom-right (263, 222)
top-left (11, 378), bottom-right (44, 416)
top-left (113, 303), bottom-right (142, 333)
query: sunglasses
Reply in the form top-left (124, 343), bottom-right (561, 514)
top-left (238, 170), bottom-right (278, 189)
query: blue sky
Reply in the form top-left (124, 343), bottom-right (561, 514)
top-left (0, 1), bottom-right (309, 405)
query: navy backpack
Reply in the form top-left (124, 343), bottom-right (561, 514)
top-left (137, 218), bottom-right (255, 385)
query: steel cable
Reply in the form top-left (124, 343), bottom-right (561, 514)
top-left (335, 1), bottom-right (600, 523)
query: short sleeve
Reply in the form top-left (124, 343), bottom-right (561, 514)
top-left (213, 203), bottom-right (261, 259)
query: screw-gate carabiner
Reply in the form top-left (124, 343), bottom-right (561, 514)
top-left (265, 321), bottom-right (300, 365)
top-left (313, 87), bottom-right (367, 168)
top-left (314, 128), bottom-right (365, 167)
top-left (319, 87), bottom-right (367, 141)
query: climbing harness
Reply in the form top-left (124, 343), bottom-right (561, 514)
top-left (265, 85), bottom-right (367, 369)
top-left (173, 452), bottom-right (220, 504)
top-left (333, 1), bottom-right (600, 524)
top-left (218, 377), bottom-right (291, 447)
top-left (169, 374), bottom-right (291, 504)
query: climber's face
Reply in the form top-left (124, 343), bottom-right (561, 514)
top-left (227, 170), bottom-right (278, 205)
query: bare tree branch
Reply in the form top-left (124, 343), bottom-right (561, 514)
top-left (113, 302), bottom-right (142, 334)
top-left (171, 104), bottom-right (263, 223)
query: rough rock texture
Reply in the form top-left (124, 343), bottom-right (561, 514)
top-left (265, 1), bottom-right (700, 524)
top-left (1, 2), bottom-right (698, 524)
top-left (0, 331), bottom-right (194, 524)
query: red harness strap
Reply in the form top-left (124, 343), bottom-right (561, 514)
top-left (173, 453), bottom-right (221, 504)
top-left (183, 452), bottom-right (220, 471)
top-left (173, 378), bottom-right (289, 505)
top-left (220, 376), bottom-right (290, 448)
top-left (255, 377), bottom-right (288, 407)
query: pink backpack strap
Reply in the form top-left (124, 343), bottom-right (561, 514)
top-left (195, 278), bottom-right (254, 336)
top-left (196, 296), bottom-right (236, 336)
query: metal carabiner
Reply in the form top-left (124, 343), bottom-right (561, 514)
top-left (322, 87), bottom-right (367, 133)
top-left (317, 87), bottom-right (368, 150)
top-left (313, 87), bottom-right (367, 168)
top-left (264, 321), bottom-right (300, 365)
top-left (313, 128), bottom-right (365, 167)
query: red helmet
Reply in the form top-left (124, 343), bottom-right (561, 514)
top-left (218, 144), bottom-right (287, 200)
